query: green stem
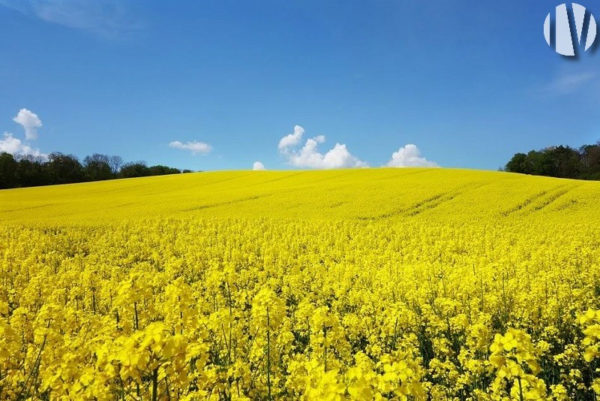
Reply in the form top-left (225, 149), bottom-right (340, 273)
top-left (266, 307), bottom-right (272, 401)
top-left (134, 302), bottom-right (139, 330)
top-left (517, 376), bottom-right (524, 401)
top-left (151, 367), bottom-right (159, 401)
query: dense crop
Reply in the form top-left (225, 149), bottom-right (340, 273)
top-left (1, 169), bottom-right (600, 400)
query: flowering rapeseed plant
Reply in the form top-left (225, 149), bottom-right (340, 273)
top-left (1, 169), bottom-right (600, 399)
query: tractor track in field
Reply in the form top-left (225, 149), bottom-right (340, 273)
top-left (531, 188), bottom-right (570, 211)
top-left (1, 203), bottom-right (56, 213)
top-left (406, 192), bottom-right (460, 216)
top-left (181, 195), bottom-right (267, 212)
top-left (501, 184), bottom-right (577, 216)
top-left (243, 172), bottom-right (306, 187)
top-left (555, 199), bottom-right (579, 211)
top-left (357, 191), bottom-right (460, 220)
top-left (501, 190), bottom-right (549, 216)
top-left (531, 184), bottom-right (582, 212)
top-left (356, 181), bottom-right (491, 221)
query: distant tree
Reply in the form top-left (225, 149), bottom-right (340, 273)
top-left (120, 162), bottom-right (150, 178)
top-left (109, 155), bottom-right (124, 175)
top-left (580, 143), bottom-right (600, 178)
top-left (0, 152), bottom-right (18, 188)
top-left (0, 151), bottom-right (189, 189)
top-left (84, 154), bottom-right (113, 181)
top-left (548, 146), bottom-right (580, 178)
top-left (46, 153), bottom-right (84, 184)
top-left (16, 155), bottom-right (49, 187)
top-left (526, 150), bottom-right (552, 176)
top-left (506, 153), bottom-right (528, 174)
top-left (148, 165), bottom-right (181, 176)
top-left (506, 142), bottom-right (600, 180)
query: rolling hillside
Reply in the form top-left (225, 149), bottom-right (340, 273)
top-left (1, 168), bottom-right (599, 224)
top-left (2, 168), bottom-right (600, 399)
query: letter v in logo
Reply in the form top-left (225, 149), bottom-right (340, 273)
top-left (544, 3), bottom-right (597, 56)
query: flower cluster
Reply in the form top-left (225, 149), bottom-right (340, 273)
top-left (1, 170), bottom-right (600, 399)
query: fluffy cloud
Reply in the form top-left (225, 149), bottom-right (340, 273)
top-left (278, 125), bottom-right (304, 151)
top-left (279, 125), bottom-right (367, 169)
top-left (0, 132), bottom-right (47, 159)
top-left (386, 144), bottom-right (438, 167)
top-left (252, 161), bottom-right (266, 170)
top-left (0, 108), bottom-right (46, 159)
top-left (169, 140), bottom-right (212, 155)
top-left (13, 108), bottom-right (42, 140)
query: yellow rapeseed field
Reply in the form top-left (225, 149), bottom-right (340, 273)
top-left (2, 168), bottom-right (600, 400)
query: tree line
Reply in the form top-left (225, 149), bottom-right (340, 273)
top-left (0, 152), bottom-right (192, 189)
top-left (505, 143), bottom-right (600, 180)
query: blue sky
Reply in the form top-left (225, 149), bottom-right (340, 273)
top-left (0, 0), bottom-right (599, 171)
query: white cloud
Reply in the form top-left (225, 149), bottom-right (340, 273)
top-left (545, 71), bottom-right (597, 95)
top-left (278, 125), bottom-right (367, 169)
top-left (169, 140), bottom-right (212, 155)
top-left (0, 0), bottom-right (141, 38)
top-left (0, 132), bottom-right (47, 159)
top-left (386, 144), bottom-right (438, 167)
top-left (13, 108), bottom-right (42, 140)
top-left (252, 161), bottom-right (266, 170)
top-left (2, 108), bottom-right (47, 159)
top-left (278, 125), bottom-right (305, 151)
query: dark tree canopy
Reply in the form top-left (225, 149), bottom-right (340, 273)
top-left (506, 143), bottom-right (600, 180)
top-left (0, 152), bottom-right (191, 189)
top-left (120, 162), bottom-right (150, 178)
top-left (47, 153), bottom-right (84, 184)
top-left (0, 152), bottom-right (18, 188)
top-left (84, 154), bottom-right (113, 181)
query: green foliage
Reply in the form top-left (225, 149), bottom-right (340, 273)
top-left (120, 163), bottom-right (181, 178)
top-left (506, 143), bottom-right (600, 180)
top-left (0, 152), bottom-right (186, 189)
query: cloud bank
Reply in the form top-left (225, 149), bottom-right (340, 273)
top-left (0, 108), bottom-right (47, 159)
top-left (252, 161), bottom-right (265, 170)
top-left (13, 108), bottom-right (42, 140)
top-left (169, 140), bottom-right (212, 155)
top-left (278, 125), bottom-right (367, 169)
top-left (0, 0), bottom-right (140, 38)
top-left (386, 144), bottom-right (438, 167)
top-left (544, 71), bottom-right (597, 95)
top-left (0, 132), bottom-right (47, 159)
